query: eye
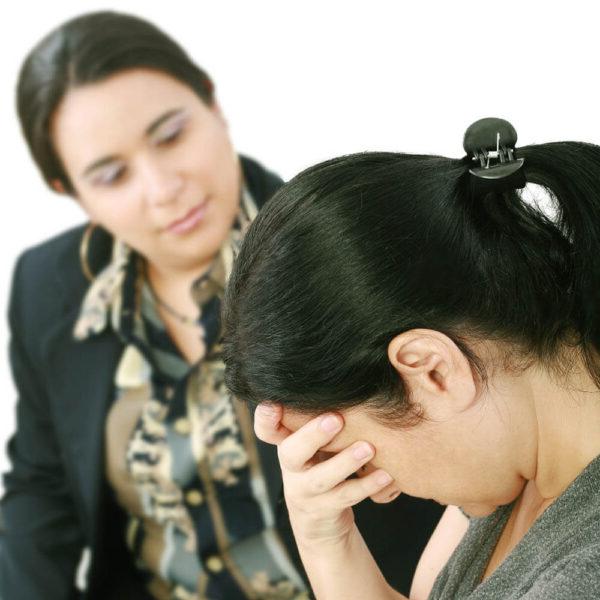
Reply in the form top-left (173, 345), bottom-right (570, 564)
top-left (154, 115), bottom-right (188, 147)
top-left (91, 163), bottom-right (126, 187)
top-left (157, 128), bottom-right (182, 145)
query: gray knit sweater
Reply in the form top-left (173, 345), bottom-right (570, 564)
top-left (429, 455), bottom-right (600, 599)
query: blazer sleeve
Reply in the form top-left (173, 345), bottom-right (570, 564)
top-left (0, 253), bottom-right (84, 599)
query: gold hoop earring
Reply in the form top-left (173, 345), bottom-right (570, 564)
top-left (79, 223), bottom-right (97, 282)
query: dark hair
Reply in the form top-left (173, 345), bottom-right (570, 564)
top-left (17, 10), bottom-right (214, 194)
top-left (223, 142), bottom-right (600, 422)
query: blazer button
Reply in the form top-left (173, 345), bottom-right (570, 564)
top-left (172, 584), bottom-right (190, 598)
top-left (174, 417), bottom-right (191, 435)
top-left (206, 555), bottom-right (224, 573)
top-left (185, 489), bottom-right (204, 506)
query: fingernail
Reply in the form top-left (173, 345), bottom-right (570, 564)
top-left (353, 443), bottom-right (373, 460)
top-left (376, 472), bottom-right (393, 486)
top-left (320, 415), bottom-right (342, 433)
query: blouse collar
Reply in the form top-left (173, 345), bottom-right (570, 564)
top-left (73, 186), bottom-right (258, 342)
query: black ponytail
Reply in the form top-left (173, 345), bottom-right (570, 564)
top-left (521, 142), bottom-right (600, 379)
top-left (223, 142), bottom-right (600, 418)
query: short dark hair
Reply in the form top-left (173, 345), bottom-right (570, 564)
top-left (17, 10), bottom-right (215, 194)
top-left (223, 143), bottom-right (600, 422)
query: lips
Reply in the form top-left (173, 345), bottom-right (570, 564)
top-left (166, 199), bottom-right (208, 235)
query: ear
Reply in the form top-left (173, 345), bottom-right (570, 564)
top-left (210, 99), bottom-right (228, 127)
top-left (387, 329), bottom-right (477, 419)
top-left (51, 178), bottom-right (82, 202)
top-left (50, 179), bottom-right (66, 195)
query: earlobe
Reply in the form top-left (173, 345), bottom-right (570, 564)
top-left (51, 179), bottom-right (66, 194)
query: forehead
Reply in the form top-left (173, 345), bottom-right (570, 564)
top-left (281, 408), bottom-right (314, 432)
top-left (51, 68), bottom-right (202, 169)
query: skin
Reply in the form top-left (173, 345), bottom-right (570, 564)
top-left (51, 68), bottom-right (241, 361)
top-left (254, 329), bottom-right (600, 597)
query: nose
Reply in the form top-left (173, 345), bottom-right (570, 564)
top-left (138, 156), bottom-right (183, 207)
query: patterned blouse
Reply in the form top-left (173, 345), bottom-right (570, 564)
top-left (73, 190), bottom-right (308, 600)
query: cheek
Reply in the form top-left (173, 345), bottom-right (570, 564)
top-left (187, 121), bottom-right (235, 175)
top-left (80, 194), bottom-right (140, 233)
top-left (186, 141), bottom-right (239, 216)
top-left (79, 193), bottom-right (159, 260)
top-left (355, 462), bottom-right (402, 503)
top-left (361, 434), bottom-right (451, 501)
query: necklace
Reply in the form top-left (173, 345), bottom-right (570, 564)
top-left (145, 276), bottom-right (201, 328)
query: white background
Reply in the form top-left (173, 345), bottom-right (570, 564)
top-left (1, 0), bottom-right (600, 483)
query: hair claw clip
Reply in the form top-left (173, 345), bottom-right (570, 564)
top-left (463, 117), bottom-right (526, 194)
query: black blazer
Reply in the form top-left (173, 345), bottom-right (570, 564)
top-left (0, 156), bottom-right (443, 599)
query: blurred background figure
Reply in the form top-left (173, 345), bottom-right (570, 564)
top-left (0, 11), bottom-right (442, 599)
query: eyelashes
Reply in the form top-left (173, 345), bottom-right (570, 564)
top-left (154, 125), bottom-right (182, 146)
top-left (91, 163), bottom-right (126, 187)
top-left (153, 114), bottom-right (189, 146)
top-left (88, 115), bottom-right (190, 188)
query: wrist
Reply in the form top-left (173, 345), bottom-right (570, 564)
top-left (294, 519), bottom-right (358, 556)
top-left (296, 525), bottom-right (404, 600)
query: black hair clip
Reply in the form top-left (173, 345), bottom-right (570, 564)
top-left (463, 117), bottom-right (526, 195)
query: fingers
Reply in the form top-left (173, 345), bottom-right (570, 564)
top-left (369, 485), bottom-right (401, 504)
top-left (305, 441), bottom-right (375, 494)
top-left (254, 403), bottom-right (291, 445)
top-left (328, 469), bottom-right (394, 508)
top-left (278, 413), bottom-right (344, 472)
top-left (255, 406), bottom-right (398, 510)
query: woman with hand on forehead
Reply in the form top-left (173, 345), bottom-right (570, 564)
top-left (1, 10), bottom-right (442, 600)
top-left (223, 119), bottom-right (600, 599)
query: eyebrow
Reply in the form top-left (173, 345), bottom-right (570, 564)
top-left (81, 108), bottom-right (185, 178)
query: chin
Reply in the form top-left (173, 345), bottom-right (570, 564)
top-left (460, 503), bottom-right (498, 518)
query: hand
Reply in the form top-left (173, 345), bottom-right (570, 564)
top-left (254, 403), bottom-right (394, 551)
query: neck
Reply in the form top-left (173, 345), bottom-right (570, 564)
top-left (526, 355), bottom-right (600, 504)
top-left (480, 352), bottom-right (600, 582)
top-left (145, 258), bottom-right (213, 317)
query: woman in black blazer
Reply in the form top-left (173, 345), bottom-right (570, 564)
top-left (1, 10), bottom-right (443, 600)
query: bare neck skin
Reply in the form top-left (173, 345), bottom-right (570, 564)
top-left (145, 259), bottom-right (212, 363)
top-left (484, 355), bottom-right (600, 579)
top-left (524, 355), bottom-right (600, 508)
